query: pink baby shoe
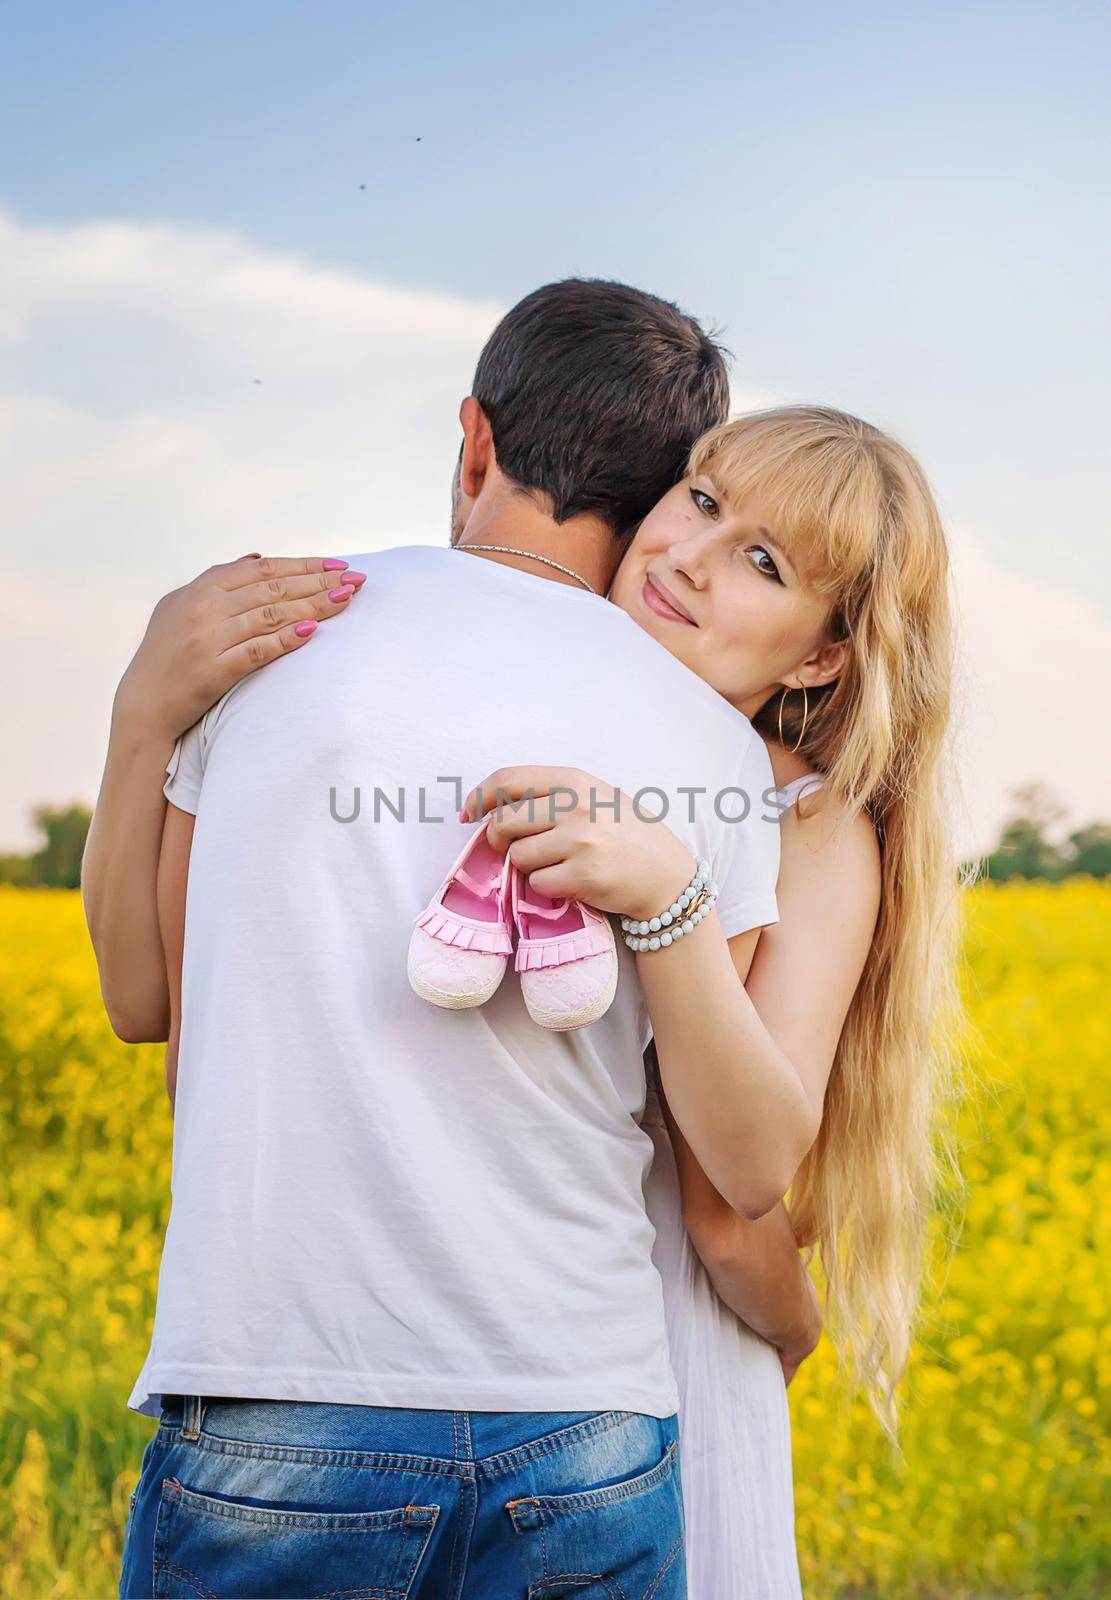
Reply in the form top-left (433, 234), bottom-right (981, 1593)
top-left (511, 865), bottom-right (619, 1032)
top-left (407, 825), bottom-right (514, 1009)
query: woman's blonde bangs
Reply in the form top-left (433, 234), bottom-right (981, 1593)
top-left (688, 409), bottom-right (888, 598)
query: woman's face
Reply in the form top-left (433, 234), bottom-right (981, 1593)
top-left (609, 473), bottom-right (845, 719)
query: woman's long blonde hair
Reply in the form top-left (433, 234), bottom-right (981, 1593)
top-left (689, 406), bottom-right (964, 1436)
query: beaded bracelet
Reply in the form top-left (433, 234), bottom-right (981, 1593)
top-left (620, 856), bottom-right (719, 953)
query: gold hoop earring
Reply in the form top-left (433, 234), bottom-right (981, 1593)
top-left (777, 683), bottom-right (809, 754)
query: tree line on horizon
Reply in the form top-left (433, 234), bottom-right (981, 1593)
top-left (0, 783), bottom-right (1108, 892)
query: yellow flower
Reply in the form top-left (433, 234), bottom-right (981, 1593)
top-left (4, 878), bottom-right (1110, 1599)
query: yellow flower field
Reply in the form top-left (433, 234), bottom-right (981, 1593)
top-left (0, 880), bottom-right (1107, 1598)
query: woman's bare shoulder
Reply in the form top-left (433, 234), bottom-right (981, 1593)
top-left (764, 740), bottom-right (881, 906)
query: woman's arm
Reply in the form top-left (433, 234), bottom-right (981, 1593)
top-left (82, 554), bottom-right (362, 1042)
top-left (157, 803), bottom-right (195, 1110)
top-left (469, 764), bottom-right (880, 1223)
top-left (635, 790), bottom-right (880, 1218)
top-left (659, 787), bottom-right (880, 1373)
top-left (652, 910), bottom-right (821, 1380)
top-left (659, 1064), bottom-right (820, 1379)
top-left (82, 706), bottom-right (180, 1043)
top-left (635, 915), bottom-right (814, 1218)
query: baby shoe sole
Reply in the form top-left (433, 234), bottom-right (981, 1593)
top-left (521, 960), bottom-right (619, 1033)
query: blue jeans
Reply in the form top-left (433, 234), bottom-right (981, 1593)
top-left (119, 1393), bottom-right (686, 1598)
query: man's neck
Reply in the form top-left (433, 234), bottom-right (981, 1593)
top-left (456, 490), bottom-right (620, 595)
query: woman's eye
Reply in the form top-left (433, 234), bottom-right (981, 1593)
top-left (689, 487), bottom-right (719, 518)
top-left (747, 546), bottom-right (783, 583)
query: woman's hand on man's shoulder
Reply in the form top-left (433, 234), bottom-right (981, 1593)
top-left (112, 553), bottom-right (367, 743)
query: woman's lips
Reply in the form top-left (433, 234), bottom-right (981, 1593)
top-left (643, 573), bottom-right (696, 625)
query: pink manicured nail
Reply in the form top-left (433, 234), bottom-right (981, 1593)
top-left (458, 808), bottom-right (468, 822)
top-left (294, 620), bottom-right (318, 637)
top-left (329, 584), bottom-right (355, 601)
top-left (323, 559), bottom-right (349, 571)
top-left (344, 570), bottom-right (367, 585)
top-left (239, 551), bottom-right (262, 560)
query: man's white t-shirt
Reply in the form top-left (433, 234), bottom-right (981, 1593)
top-left (127, 545), bottom-right (782, 1421)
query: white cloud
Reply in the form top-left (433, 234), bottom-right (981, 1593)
top-left (0, 209), bottom-right (503, 578)
top-left (0, 209), bottom-right (1107, 857)
top-left (0, 210), bottom-right (504, 849)
top-left (948, 527), bottom-right (1111, 854)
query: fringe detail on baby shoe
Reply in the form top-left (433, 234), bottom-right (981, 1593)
top-left (514, 921), bottom-right (614, 971)
top-left (414, 908), bottom-right (513, 957)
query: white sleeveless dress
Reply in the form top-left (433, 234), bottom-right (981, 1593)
top-left (640, 774), bottom-right (823, 1600)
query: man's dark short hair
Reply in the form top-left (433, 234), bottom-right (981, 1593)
top-left (471, 278), bottom-right (730, 538)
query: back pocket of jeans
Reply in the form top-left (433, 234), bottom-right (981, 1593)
top-left (506, 1438), bottom-right (684, 1600)
top-left (151, 1474), bottom-right (439, 1599)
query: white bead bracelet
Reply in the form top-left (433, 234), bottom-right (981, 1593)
top-left (620, 856), bottom-right (719, 953)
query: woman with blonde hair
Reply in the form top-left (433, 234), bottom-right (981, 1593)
top-left (465, 403), bottom-right (962, 1594)
top-left (92, 390), bottom-right (960, 1595)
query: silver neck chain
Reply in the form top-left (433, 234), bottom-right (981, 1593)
top-left (457, 543), bottom-right (600, 596)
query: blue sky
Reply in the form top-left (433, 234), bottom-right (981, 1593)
top-left (0, 1), bottom-right (1108, 849)
top-left (4, 0), bottom-right (1109, 598)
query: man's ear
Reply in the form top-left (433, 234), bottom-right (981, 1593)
top-left (459, 396), bottom-right (495, 499)
top-left (799, 635), bottom-right (851, 691)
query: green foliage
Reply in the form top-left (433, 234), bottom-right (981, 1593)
top-left (969, 783), bottom-right (1109, 883)
top-left (0, 805), bottom-right (92, 889)
top-left (1066, 821), bottom-right (1111, 880)
top-left (0, 854), bottom-right (35, 888)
